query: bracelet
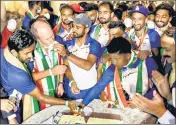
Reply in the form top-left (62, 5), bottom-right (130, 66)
top-left (65, 101), bottom-right (69, 106)
top-left (63, 50), bottom-right (71, 59)
top-left (49, 69), bottom-right (53, 76)
top-left (58, 82), bottom-right (64, 85)
top-left (69, 80), bottom-right (75, 87)
top-left (7, 114), bottom-right (16, 120)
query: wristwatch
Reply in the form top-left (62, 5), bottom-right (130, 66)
top-left (64, 50), bottom-right (71, 59)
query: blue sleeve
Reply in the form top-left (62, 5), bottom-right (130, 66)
top-left (89, 39), bottom-right (102, 59)
top-left (148, 29), bottom-right (161, 48)
top-left (82, 64), bottom-right (115, 106)
top-left (64, 39), bottom-right (75, 50)
top-left (8, 69), bottom-right (36, 95)
top-left (145, 57), bottom-right (158, 78)
top-left (22, 17), bottom-right (31, 30)
top-left (89, 24), bottom-right (96, 35)
top-left (55, 35), bottom-right (64, 44)
top-left (144, 86), bottom-right (156, 99)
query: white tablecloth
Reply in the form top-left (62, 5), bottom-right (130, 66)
top-left (22, 99), bottom-right (156, 124)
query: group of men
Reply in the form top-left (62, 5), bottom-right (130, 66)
top-left (0, 1), bottom-right (175, 124)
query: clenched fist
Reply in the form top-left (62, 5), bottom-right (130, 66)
top-left (51, 65), bottom-right (67, 75)
top-left (53, 43), bottom-right (67, 57)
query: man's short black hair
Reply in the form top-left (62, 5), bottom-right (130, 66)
top-left (84, 3), bottom-right (98, 11)
top-left (133, 1), bottom-right (140, 4)
top-left (155, 3), bottom-right (174, 17)
top-left (114, 8), bottom-right (123, 20)
top-left (148, 4), bottom-right (154, 12)
top-left (48, 6), bottom-right (53, 12)
top-left (107, 37), bottom-right (131, 54)
top-left (118, 4), bottom-right (128, 12)
top-left (60, 4), bottom-right (74, 14)
top-left (99, 2), bottom-right (114, 12)
top-left (108, 21), bottom-right (126, 32)
top-left (79, 2), bottom-right (88, 10)
top-left (171, 11), bottom-right (176, 27)
top-left (8, 30), bottom-right (36, 52)
top-left (28, 1), bottom-right (40, 10)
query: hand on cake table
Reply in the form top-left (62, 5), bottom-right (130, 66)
top-left (132, 90), bottom-right (167, 118)
top-left (71, 103), bottom-right (86, 116)
top-left (127, 100), bottom-right (137, 109)
top-left (68, 101), bottom-right (77, 114)
top-left (100, 91), bottom-right (108, 102)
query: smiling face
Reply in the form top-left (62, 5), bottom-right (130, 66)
top-left (61, 8), bottom-right (73, 25)
top-left (155, 9), bottom-right (171, 28)
top-left (131, 12), bottom-right (147, 31)
top-left (161, 34), bottom-right (175, 63)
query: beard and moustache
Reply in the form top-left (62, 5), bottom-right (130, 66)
top-left (62, 19), bottom-right (72, 25)
top-left (155, 20), bottom-right (169, 28)
top-left (98, 17), bottom-right (111, 24)
top-left (163, 55), bottom-right (173, 63)
top-left (17, 51), bottom-right (35, 64)
top-left (73, 32), bottom-right (85, 38)
top-left (133, 23), bottom-right (145, 31)
top-left (18, 55), bottom-right (33, 64)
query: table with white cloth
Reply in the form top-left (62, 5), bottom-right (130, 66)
top-left (22, 99), bottom-right (157, 124)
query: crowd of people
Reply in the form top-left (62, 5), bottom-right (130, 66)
top-left (0, 1), bottom-right (176, 124)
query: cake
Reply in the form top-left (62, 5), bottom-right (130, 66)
top-left (58, 115), bottom-right (86, 124)
top-left (58, 113), bottom-right (123, 124)
top-left (85, 99), bottom-right (157, 124)
top-left (56, 99), bottom-right (157, 124)
top-left (88, 117), bottom-right (123, 124)
top-left (22, 99), bottom-right (157, 124)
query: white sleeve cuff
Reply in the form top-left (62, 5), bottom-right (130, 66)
top-left (158, 110), bottom-right (176, 124)
top-left (7, 114), bottom-right (16, 120)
